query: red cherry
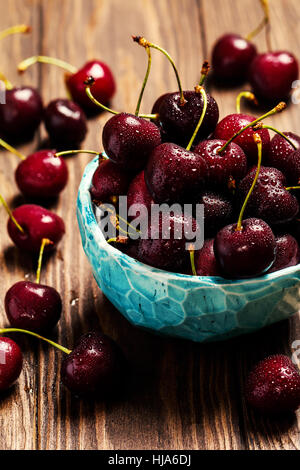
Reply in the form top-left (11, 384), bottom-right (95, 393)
top-left (194, 238), bottom-right (221, 276)
top-left (127, 171), bottom-right (153, 220)
top-left (0, 337), bottom-right (23, 391)
top-left (267, 234), bottom-right (300, 273)
top-left (266, 132), bottom-right (300, 185)
top-left (245, 355), bottom-right (300, 414)
top-left (90, 158), bottom-right (131, 203)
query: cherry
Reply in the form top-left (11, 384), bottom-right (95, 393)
top-left (267, 234), bottom-right (300, 273)
top-left (127, 171), bottom-right (153, 220)
top-left (6, 204), bottom-right (65, 253)
top-left (18, 57), bottom-right (116, 114)
top-left (237, 166), bottom-right (299, 225)
top-left (249, 52), bottom-right (299, 103)
top-left (90, 157), bottom-right (131, 203)
top-left (198, 191), bottom-right (233, 236)
top-left (212, 34), bottom-right (257, 83)
top-left (44, 99), bottom-right (87, 148)
top-left (0, 337), bottom-right (23, 391)
top-left (194, 238), bottom-right (221, 276)
top-left (266, 132), bottom-right (300, 184)
top-left (245, 355), bottom-right (300, 414)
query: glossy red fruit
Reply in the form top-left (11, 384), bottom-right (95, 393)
top-left (44, 99), bottom-right (87, 148)
top-left (0, 337), bottom-right (23, 391)
top-left (194, 139), bottom-right (247, 188)
top-left (65, 60), bottom-right (116, 113)
top-left (5, 281), bottom-right (62, 333)
top-left (212, 34), bottom-right (257, 82)
top-left (214, 218), bottom-right (276, 278)
top-left (194, 238), bottom-right (220, 276)
top-left (249, 52), bottom-right (299, 103)
top-left (127, 171), bottom-right (153, 220)
top-left (198, 191), bottom-right (233, 237)
top-left (213, 113), bottom-right (270, 164)
top-left (61, 331), bottom-right (125, 395)
top-left (102, 113), bottom-right (161, 172)
top-left (245, 355), bottom-right (300, 414)
top-left (7, 204), bottom-right (65, 253)
top-left (0, 87), bottom-right (43, 142)
top-left (266, 132), bottom-right (300, 184)
top-left (145, 143), bottom-right (207, 204)
top-left (267, 234), bottom-right (300, 273)
top-left (90, 159), bottom-right (131, 203)
top-left (15, 150), bottom-right (68, 198)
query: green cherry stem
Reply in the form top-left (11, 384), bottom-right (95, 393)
top-left (186, 86), bottom-right (207, 151)
top-left (236, 133), bottom-right (262, 231)
top-left (189, 248), bottom-right (197, 276)
top-left (245, 0), bottom-right (270, 45)
top-left (0, 137), bottom-right (26, 160)
top-left (36, 238), bottom-right (53, 284)
top-left (285, 186), bottom-right (300, 191)
top-left (0, 328), bottom-right (71, 354)
top-left (236, 91), bottom-right (258, 114)
top-left (18, 55), bottom-right (77, 74)
top-left (0, 194), bottom-right (24, 233)
top-left (258, 125), bottom-right (298, 149)
top-left (132, 35), bottom-right (185, 105)
top-left (218, 101), bottom-right (286, 154)
top-left (0, 24), bottom-right (31, 41)
top-left (0, 72), bottom-right (13, 90)
top-left (55, 149), bottom-right (101, 158)
top-left (135, 46), bottom-right (152, 116)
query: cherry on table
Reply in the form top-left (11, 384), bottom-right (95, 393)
top-left (0, 337), bottom-right (23, 391)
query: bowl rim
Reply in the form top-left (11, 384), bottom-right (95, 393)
top-left (77, 156), bottom-right (300, 287)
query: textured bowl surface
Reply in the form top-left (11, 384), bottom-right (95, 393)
top-left (77, 157), bottom-right (300, 342)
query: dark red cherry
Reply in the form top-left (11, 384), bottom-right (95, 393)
top-left (266, 132), bottom-right (300, 185)
top-left (151, 93), bottom-right (171, 141)
top-left (65, 60), bottom-right (116, 113)
top-left (127, 171), bottom-right (153, 220)
top-left (194, 139), bottom-right (247, 188)
top-left (5, 281), bottom-right (62, 333)
top-left (245, 355), bottom-right (300, 414)
top-left (90, 159), bottom-right (130, 203)
top-left (0, 337), bottom-right (23, 391)
top-left (213, 113), bottom-right (270, 164)
top-left (249, 52), bottom-right (299, 103)
top-left (237, 166), bottom-right (299, 225)
top-left (158, 90), bottom-right (219, 147)
top-left (15, 150), bottom-right (68, 198)
top-left (0, 87), bottom-right (43, 142)
top-left (194, 238), bottom-right (221, 276)
top-left (212, 34), bottom-right (257, 82)
top-left (61, 331), bottom-right (125, 395)
top-left (214, 218), bottom-right (276, 278)
top-left (267, 234), bottom-right (300, 273)
top-left (198, 191), bottom-right (233, 236)
top-left (44, 99), bottom-right (87, 148)
top-left (7, 204), bottom-right (65, 253)
top-left (102, 113), bottom-right (161, 172)
top-left (145, 143), bottom-right (207, 204)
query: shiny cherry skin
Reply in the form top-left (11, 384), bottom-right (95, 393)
top-left (0, 87), bottom-right (43, 142)
top-left (198, 191), bottom-right (233, 236)
top-left (15, 150), bottom-right (68, 198)
top-left (158, 90), bottom-right (219, 146)
top-left (127, 171), bottom-right (153, 220)
top-left (145, 143), bottom-right (207, 204)
top-left (90, 158), bottom-right (130, 203)
top-left (212, 34), bottom-right (257, 82)
top-left (0, 337), bottom-right (23, 391)
top-left (151, 93), bottom-right (171, 142)
top-left (44, 99), bottom-right (87, 148)
top-left (61, 331), bottom-right (125, 395)
top-left (249, 52), bottom-right (299, 103)
top-left (266, 132), bottom-right (300, 184)
top-left (245, 355), bottom-right (300, 414)
top-left (213, 113), bottom-right (270, 164)
top-left (194, 139), bottom-right (247, 188)
top-left (102, 113), bottom-right (161, 172)
top-left (65, 60), bottom-right (116, 113)
top-left (5, 281), bottom-right (62, 333)
top-left (237, 166), bottom-right (299, 225)
top-left (267, 234), bottom-right (300, 273)
top-left (194, 238), bottom-right (221, 276)
top-left (214, 218), bottom-right (276, 278)
top-left (8, 204), bottom-right (65, 253)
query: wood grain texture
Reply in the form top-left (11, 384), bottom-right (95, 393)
top-left (0, 0), bottom-right (299, 450)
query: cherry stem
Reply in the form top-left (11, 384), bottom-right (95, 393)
top-left (0, 194), bottom-right (24, 233)
top-left (55, 149), bottom-right (100, 158)
top-left (132, 35), bottom-right (185, 106)
top-left (218, 101), bottom-right (286, 154)
top-left (186, 86), bottom-right (207, 151)
top-left (100, 203), bottom-right (140, 236)
top-left (135, 46), bottom-right (152, 116)
top-left (189, 249), bottom-right (197, 276)
top-left (84, 77), bottom-right (157, 119)
top-left (0, 137), bottom-right (26, 160)
top-left (285, 186), bottom-right (300, 191)
top-left (245, 0), bottom-right (270, 45)
top-left (0, 24), bottom-right (31, 41)
top-left (236, 91), bottom-right (258, 114)
top-left (0, 71), bottom-right (13, 90)
top-left (236, 134), bottom-right (262, 231)
top-left (107, 236), bottom-right (128, 244)
top-left (258, 125), bottom-right (298, 150)
top-left (0, 328), bottom-right (71, 354)
top-left (198, 61), bottom-right (210, 86)
top-left (18, 55), bottom-right (77, 75)
top-left (36, 238), bottom-right (53, 284)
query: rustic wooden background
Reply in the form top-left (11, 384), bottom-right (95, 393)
top-left (0, 0), bottom-right (299, 451)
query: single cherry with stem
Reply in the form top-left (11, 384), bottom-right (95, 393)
top-left (5, 238), bottom-right (62, 333)
top-left (0, 337), bottom-right (23, 391)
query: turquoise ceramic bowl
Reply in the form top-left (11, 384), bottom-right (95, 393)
top-left (77, 157), bottom-right (300, 342)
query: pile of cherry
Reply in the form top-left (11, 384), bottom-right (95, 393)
top-left (0, 3), bottom-right (300, 417)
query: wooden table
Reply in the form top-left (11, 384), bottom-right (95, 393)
top-left (0, 0), bottom-right (299, 451)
